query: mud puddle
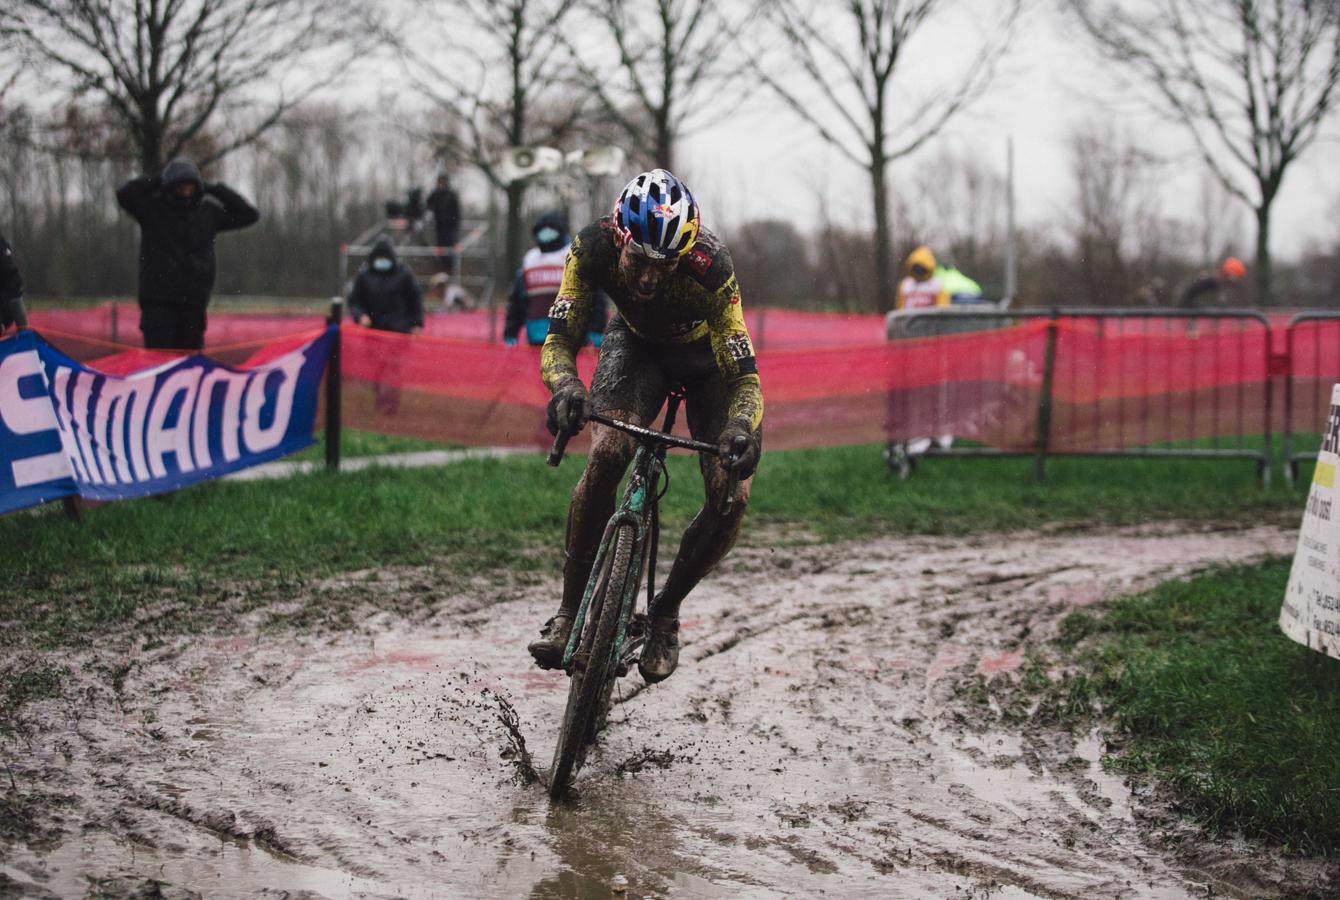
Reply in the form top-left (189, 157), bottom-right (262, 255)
top-left (1, 524), bottom-right (1318, 898)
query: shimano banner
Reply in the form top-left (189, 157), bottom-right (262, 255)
top-left (0, 327), bottom-right (333, 515)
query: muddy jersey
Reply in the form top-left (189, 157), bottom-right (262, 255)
top-left (541, 219), bottom-right (763, 430)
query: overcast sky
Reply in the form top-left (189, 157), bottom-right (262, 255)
top-left (680, 2), bottom-right (1339, 262)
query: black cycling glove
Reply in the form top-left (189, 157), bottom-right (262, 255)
top-left (717, 417), bottom-right (761, 479)
top-left (546, 378), bottom-right (589, 437)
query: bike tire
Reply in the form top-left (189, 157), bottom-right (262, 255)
top-left (549, 523), bottom-right (639, 799)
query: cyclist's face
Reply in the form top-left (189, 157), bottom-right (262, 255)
top-left (619, 245), bottom-right (679, 302)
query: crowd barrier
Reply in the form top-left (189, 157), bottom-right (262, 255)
top-left (4, 304), bottom-right (1336, 516)
top-left (26, 302), bottom-right (888, 359)
top-left (1284, 312), bottom-right (1340, 484)
top-left (885, 308), bottom-right (1289, 482)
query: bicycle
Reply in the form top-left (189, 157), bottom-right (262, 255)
top-left (544, 388), bottom-right (741, 799)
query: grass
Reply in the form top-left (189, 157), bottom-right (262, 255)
top-left (0, 437), bottom-right (1309, 652)
top-left (1055, 559), bottom-right (1340, 856)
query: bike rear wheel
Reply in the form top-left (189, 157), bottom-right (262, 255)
top-left (549, 523), bottom-right (639, 799)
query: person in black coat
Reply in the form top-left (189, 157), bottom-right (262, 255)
top-left (347, 239), bottom-right (424, 416)
top-left (425, 174), bottom-right (461, 274)
top-left (1, 232), bottom-right (26, 331)
top-left (347, 239), bottom-right (424, 335)
top-left (116, 157), bottom-right (259, 350)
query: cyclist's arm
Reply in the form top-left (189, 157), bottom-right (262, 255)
top-left (540, 240), bottom-right (596, 391)
top-left (707, 275), bottom-right (763, 430)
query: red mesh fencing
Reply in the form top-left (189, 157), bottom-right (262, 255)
top-left (24, 309), bottom-right (1334, 457)
top-left (1285, 318), bottom-right (1340, 451)
top-left (27, 303), bottom-right (886, 355)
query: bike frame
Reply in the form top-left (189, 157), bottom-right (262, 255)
top-left (548, 391), bottom-right (723, 676)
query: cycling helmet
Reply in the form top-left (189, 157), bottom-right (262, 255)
top-left (612, 169), bottom-right (700, 259)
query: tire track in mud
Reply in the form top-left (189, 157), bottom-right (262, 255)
top-left (2, 523), bottom-right (1327, 899)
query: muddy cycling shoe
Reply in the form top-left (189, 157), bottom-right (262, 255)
top-left (638, 615), bottom-right (680, 684)
top-left (528, 614), bottom-right (574, 670)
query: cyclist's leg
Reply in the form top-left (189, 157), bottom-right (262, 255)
top-left (531, 320), bottom-right (665, 666)
top-left (651, 355), bottom-right (752, 621)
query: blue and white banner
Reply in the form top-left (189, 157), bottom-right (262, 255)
top-left (0, 327), bottom-right (334, 515)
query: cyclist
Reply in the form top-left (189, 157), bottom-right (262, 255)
top-left (528, 169), bottom-right (763, 684)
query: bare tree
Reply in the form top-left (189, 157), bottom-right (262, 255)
top-left (569, 0), bottom-right (765, 171)
top-left (908, 147), bottom-right (1009, 287)
top-left (398, 0), bottom-right (585, 273)
top-left (1, 0), bottom-right (357, 175)
top-left (1067, 120), bottom-right (1163, 304)
top-left (756, 0), bottom-right (1023, 311)
top-left (1067, 0), bottom-right (1340, 305)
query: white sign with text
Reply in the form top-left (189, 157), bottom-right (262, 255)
top-left (1281, 383), bottom-right (1340, 658)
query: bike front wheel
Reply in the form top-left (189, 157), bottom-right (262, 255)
top-left (549, 522), bottom-right (639, 800)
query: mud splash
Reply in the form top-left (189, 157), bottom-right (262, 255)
top-left (2, 523), bottom-right (1330, 898)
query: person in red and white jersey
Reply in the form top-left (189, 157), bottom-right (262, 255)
top-left (895, 245), bottom-right (949, 311)
top-left (505, 211), bottom-right (608, 347)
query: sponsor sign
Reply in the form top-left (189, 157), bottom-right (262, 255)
top-left (0, 327), bottom-right (333, 514)
top-left (1281, 383), bottom-right (1340, 658)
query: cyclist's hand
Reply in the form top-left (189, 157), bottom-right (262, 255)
top-left (546, 378), bottom-right (589, 437)
top-left (717, 418), bottom-right (760, 479)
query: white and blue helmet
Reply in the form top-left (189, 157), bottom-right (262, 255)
top-left (612, 169), bottom-right (701, 260)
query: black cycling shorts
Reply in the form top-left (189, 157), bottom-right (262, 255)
top-left (590, 317), bottom-right (730, 442)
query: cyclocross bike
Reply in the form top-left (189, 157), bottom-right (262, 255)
top-left (545, 388), bottom-right (742, 799)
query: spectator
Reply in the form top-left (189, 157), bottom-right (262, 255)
top-left (938, 265), bottom-right (984, 305)
top-left (116, 158), bottom-right (259, 351)
top-left (347, 238), bottom-right (424, 416)
top-left (1179, 256), bottom-right (1247, 308)
top-left (891, 245), bottom-right (952, 462)
top-left (1, 232), bottom-right (26, 331)
top-left (426, 173), bottom-right (462, 275)
top-left (348, 238), bottom-right (425, 334)
top-left (895, 246), bottom-right (949, 310)
top-left (504, 211), bottom-right (608, 348)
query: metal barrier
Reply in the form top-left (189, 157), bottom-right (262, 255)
top-left (1283, 311), bottom-right (1340, 485)
top-left (886, 308), bottom-right (1274, 484)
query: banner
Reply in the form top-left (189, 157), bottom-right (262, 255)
top-left (0, 326), bottom-right (333, 514)
top-left (1281, 383), bottom-right (1340, 658)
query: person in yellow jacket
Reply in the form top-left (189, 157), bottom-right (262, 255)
top-left (895, 246), bottom-right (950, 310)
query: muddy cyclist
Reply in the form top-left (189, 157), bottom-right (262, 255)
top-left (528, 169), bottom-right (764, 683)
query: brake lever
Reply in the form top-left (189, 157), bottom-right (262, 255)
top-left (547, 428), bottom-right (572, 467)
top-left (718, 434), bottom-right (748, 517)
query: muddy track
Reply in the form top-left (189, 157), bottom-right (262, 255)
top-left (1, 523), bottom-right (1332, 898)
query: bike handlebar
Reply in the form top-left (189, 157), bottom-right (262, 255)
top-left (547, 412), bottom-right (719, 467)
top-left (547, 413), bottom-right (743, 517)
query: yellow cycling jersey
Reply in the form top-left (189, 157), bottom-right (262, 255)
top-left (541, 219), bottom-right (763, 430)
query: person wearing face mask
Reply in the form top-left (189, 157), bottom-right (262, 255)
top-left (116, 158), bottom-right (259, 350)
top-left (348, 239), bottom-right (425, 334)
top-left (347, 238), bottom-right (425, 415)
top-left (527, 169), bottom-right (763, 685)
top-left (504, 211), bottom-right (609, 348)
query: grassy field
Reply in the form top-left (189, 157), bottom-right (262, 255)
top-left (1054, 560), bottom-right (1340, 856)
top-left (0, 434), bottom-right (1309, 651)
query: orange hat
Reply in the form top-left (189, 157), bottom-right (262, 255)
top-left (1219, 257), bottom-right (1246, 280)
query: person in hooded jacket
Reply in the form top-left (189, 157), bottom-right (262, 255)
top-left (346, 239), bottom-right (425, 416)
top-left (347, 239), bottom-right (425, 335)
top-left (116, 157), bottom-right (259, 350)
top-left (504, 211), bottom-right (609, 348)
top-left (895, 245), bottom-right (950, 311)
top-left (1, 232), bottom-right (26, 332)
